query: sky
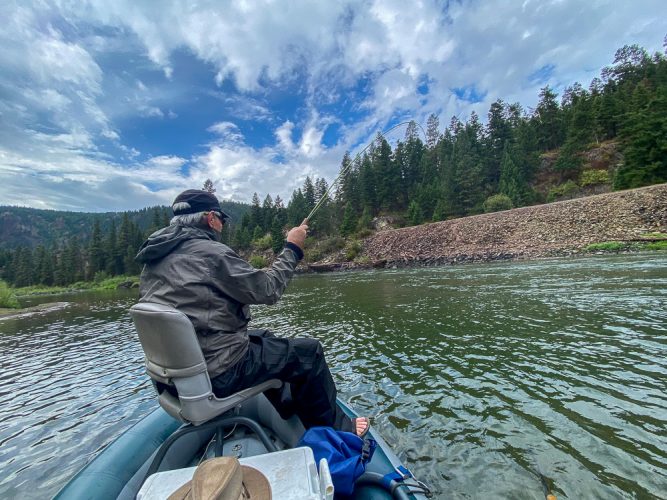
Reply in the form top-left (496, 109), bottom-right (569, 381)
top-left (0, 1), bottom-right (665, 212)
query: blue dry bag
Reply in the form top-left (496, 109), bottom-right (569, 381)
top-left (298, 426), bottom-right (377, 496)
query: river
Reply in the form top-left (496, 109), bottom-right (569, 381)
top-left (0, 254), bottom-right (666, 499)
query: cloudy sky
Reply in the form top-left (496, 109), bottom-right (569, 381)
top-left (1, 1), bottom-right (665, 212)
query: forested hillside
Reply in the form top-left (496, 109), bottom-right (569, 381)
top-left (0, 200), bottom-right (248, 287)
top-left (1, 42), bottom-right (666, 288)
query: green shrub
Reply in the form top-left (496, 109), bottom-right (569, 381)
top-left (93, 270), bottom-right (109, 283)
top-left (0, 280), bottom-right (20, 309)
top-left (249, 255), bottom-right (268, 268)
top-left (483, 194), bottom-right (514, 213)
top-left (584, 241), bottom-right (626, 252)
top-left (304, 236), bottom-right (346, 262)
top-left (252, 234), bottom-right (273, 251)
top-left (345, 240), bottom-right (362, 261)
top-left (305, 248), bottom-right (323, 262)
top-left (319, 237), bottom-right (346, 254)
top-left (355, 228), bottom-right (374, 239)
top-left (357, 208), bottom-right (372, 231)
top-left (644, 240), bottom-right (667, 251)
top-left (407, 201), bottom-right (424, 225)
top-left (547, 180), bottom-right (579, 202)
top-left (97, 275), bottom-right (138, 290)
top-left (579, 169), bottom-right (610, 187)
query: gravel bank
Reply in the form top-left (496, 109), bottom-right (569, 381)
top-left (360, 183), bottom-right (667, 268)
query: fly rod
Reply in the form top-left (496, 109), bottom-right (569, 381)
top-left (304, 120), bottom-right (427, 223)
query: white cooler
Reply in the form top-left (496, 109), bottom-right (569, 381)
top-left (137, 447), bottom-right (333, 500)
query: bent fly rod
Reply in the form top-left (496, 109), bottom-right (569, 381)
top-left (304, 120), bottom-right (427, 223)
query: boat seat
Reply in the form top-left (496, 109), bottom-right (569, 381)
top-left (130, 301), bottom-right (282, 427)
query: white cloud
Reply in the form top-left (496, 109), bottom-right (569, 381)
top-left (28, 35), bottom-right (103, 92)
top-left (210, 93), bottom-right (273, 122)
top-left (146, 155), bottom-right (187, 170)
top-left (275, 121), bottom-right (296, 153)
top-left (1, 0), bottom-right (666, 212)
top-left (299, 125), bottom-right (324, 159)
top-left (138, 105), bottom-right (165, 118)
top-left (208, 122), bottom-right (245, 144)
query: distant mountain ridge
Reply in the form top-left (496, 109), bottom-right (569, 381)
top-left (0, 200), bottom-right (250, 249)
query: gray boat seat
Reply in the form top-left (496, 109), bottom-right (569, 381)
top-left (130, 301), bottom-right (281, 426)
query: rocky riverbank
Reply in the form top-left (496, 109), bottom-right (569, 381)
top-left (0, 302), bottom-right (69, 320)
top-left (310, 183), bottom-right (667, 271)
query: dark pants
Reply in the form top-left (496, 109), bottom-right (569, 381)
top-left (211, 330), bottom-right (353, 433)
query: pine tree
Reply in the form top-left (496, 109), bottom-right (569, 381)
top-left (14, 247), bottom-right (34, 287)
top-left (303, 176), bottom-right (316, 211)
top-left (234, 226), bottom-right (252, 250)
top-left (357, 207), bottom-right (372, 231)
top-left (358, 154), bottom-right (377, 214)
top-left (453, 114), bottom-right (485, 214)
top-left (373, 136), bottom-right (398, 211)
top-left (270, 217), bottom-right (284, 254)
top-left (88, 219), bottom-right (104, 279)
top-left (432, 199), bottom-right (447, 222)
top-left (535, 86), bottom-right (565, 151)
top-left (499, 141), bottom-right (526, 205)
top-left (220, 222), bottom-right (233, 246)
top-left (485, 99), bottom-right (512, 188)
top-left (116, 213), bottom-right (132, 275)
top-left (407, 200), bottom-right (424, 226)
top-left (287, 189), bottom-right (307, 226)
top-left (149, 206), bottom-right (163, 235)
top-left (262, 194), bottom-right (274, 232)
top-left (53, 249), bottom-right (67, 286)
top-left (40, 246), bottom-right (54, 285)
top-left (340, 203), bottom-right (357, 236)
top-left (250, 193), bottom-right (262, 229)
top-left (203, 179), bottom-right (216, 193)
top-left (426, 113), bottom-right (440, 149)
top-left (336, 152), bottom-right (357, 207)
top-left (615, 86), bottom-right (667, 189)
top-left (105, 220), bottom-right (117, 275)
top-left (312, 178), bottom-right (333, 234)
top-left (161, 207), bottom-right (171, 227)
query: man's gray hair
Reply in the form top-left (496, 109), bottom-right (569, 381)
top-left (172, 202), bottom-right (192, 213)
top-left (170, 211), bottom-right (208, 228)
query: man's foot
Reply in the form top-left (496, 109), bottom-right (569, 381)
top-left (352, 417), bottom-right (369, 437)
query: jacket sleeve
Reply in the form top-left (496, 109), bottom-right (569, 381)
top-left (211, 244), bottom-right (302, 305)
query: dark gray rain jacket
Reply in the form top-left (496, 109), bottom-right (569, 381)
top-left (135, 223), bottom-right (303, 377)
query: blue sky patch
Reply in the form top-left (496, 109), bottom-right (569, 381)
top-left (527, 64), bottom-right (556, 86)
top-left (452, 85), bottom-right (487, 103)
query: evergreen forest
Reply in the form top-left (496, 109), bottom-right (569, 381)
top-left (1, 42), bottom-right (666, 289)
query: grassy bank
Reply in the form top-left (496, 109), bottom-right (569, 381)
top-left (584, 233), bottom-right (667, 253)
top-left (12, 275), bottom-right (139, 299)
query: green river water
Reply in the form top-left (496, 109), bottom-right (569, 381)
top-left (0, 253), bottom-right (666, 499)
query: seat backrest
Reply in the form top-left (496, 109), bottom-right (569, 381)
top-left (130, 302), bottom-right (283, 426)
top-left (130, 302), bottom-right (212, 423)
top-left (130, 302), bottom-right (206, 380)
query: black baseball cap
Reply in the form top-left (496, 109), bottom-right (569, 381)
top-left (172, 189), bottom-right (230, 220)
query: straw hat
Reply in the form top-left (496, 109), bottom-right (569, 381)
top-left (168, 457), bottom-right (271, 500)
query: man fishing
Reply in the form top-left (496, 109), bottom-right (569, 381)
top-left (135, 189), bottom-right (368, 437)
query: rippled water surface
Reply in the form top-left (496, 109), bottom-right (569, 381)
top-left (1, 254), bottom-right (666, 499)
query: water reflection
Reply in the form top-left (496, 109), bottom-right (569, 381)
top-left (0, 255), bottom-right (666, 498)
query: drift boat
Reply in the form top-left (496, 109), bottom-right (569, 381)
top-left (55, 397), bottom-right (431, 499)
top-left (55, 302), bottom-right (432, 499)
